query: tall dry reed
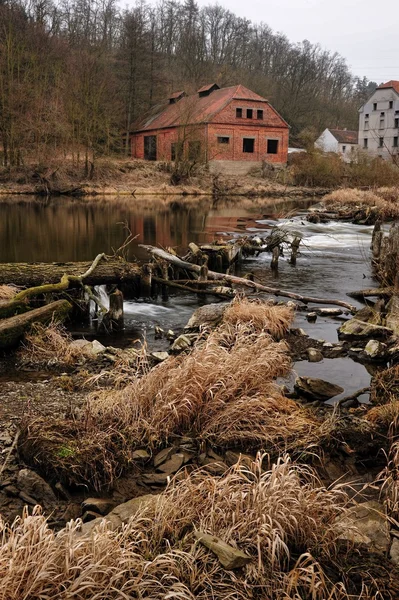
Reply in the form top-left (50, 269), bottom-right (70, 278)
top-left (0, 456), bottom-right (365, 600)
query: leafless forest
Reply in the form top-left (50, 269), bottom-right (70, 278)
top-left (0, 0), bottom-right (377, 171)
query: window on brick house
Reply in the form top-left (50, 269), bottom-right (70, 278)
top-left (373, 103), bottom-right (377, 110)
top-left (342, 145), bottom-right (346, 153)
top-left (217, 136), bottom-right (230, 144)
top-left (257, 109), bottom-right (263, 119)
top-left (394, 137), bottom-right (398, 148)
top-left (267, 139), bottom-right (279, 154)
top-left (246, 109), bottom-right (253, 119)
top-left (390, 101), bottom-right (394, 109)
top-left (379, 137), bottom-right (384, 148)
top-left (363, 138), bottom-right (368, 149)
top-left (380, 119), bottom-right (385, 129)
top-left (395, 118), bottom-right (399, 128)
top-left (243, 138), bottom-right (254, 153)
top-left (236, 108), bottom-right (243, 118)
top-left (365, 120), bottom-right (369, 130)
top-left (365, 113), bottom-right (369, 118)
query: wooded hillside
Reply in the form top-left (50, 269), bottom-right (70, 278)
top-left (0, 0), bottom-right (376, 170)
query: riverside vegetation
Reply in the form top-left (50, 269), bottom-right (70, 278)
top-left (2, 194), bottom-right (399, 598)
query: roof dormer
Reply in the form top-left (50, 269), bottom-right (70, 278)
top-left (169, 91), bottom-right (186, 104)
top-left (197, 83), bottom-right (220, 98)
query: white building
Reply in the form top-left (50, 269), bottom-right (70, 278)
top-left (315, 128), bottom-right (358, 161)
top-left (358, 80), bottom-right (399, 159)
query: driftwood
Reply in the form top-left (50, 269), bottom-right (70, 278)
top-left (0, 299), bottom-right (72, 349)
top-left (140, 245), bottom-right (357, 312)
top-left (0, 258), bottom-right (141, 288)
top-left (194, 531), bottom-right (251, 570)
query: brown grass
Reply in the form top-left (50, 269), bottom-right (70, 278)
top-left (0, 456), bottom-right (367, 600)
top-left (370, 364), bottom-right (399, 405)
top-left (223, 296), bottom-right (294, 339)
top-left (0, 284), bottom-right (19, 300)
top-left (18, 322), bottom-right (88, 367)
top-left (323, 187), bottom-right (399, 220)
top-left (17, 300), bottom-right (326, 489)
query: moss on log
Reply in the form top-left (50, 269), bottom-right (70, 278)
top-left (0, 259), bottom-right (141, 288)
top-left (0, 299), bottom-right (72, 349)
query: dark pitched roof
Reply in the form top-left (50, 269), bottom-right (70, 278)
top-left (329, 129), bottom-right (358, 144)
top-left (132, 84), bottom-right (288, 133)
top-left (378, 80), bottom-right (399, 94)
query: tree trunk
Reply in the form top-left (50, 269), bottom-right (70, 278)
top-left (0, 299), bottom-right (72, 349)
top-left (0, 260), bottom-right (141, 288)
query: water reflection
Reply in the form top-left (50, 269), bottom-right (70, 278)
top-left (0, 195), bottom-right (314, 263)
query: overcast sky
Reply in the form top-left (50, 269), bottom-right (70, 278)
top-left (141, 0), bottom-right (398, 83)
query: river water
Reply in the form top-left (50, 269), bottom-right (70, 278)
top-left (0, 195), bottom-right (378, 400)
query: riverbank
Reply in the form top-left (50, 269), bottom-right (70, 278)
top-left (0, 157), bottom-right (328, 198)
top-left (2, 196), bottom-right (399, 597)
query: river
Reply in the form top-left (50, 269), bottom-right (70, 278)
top-left (0, 194), bottom-right (378, 400)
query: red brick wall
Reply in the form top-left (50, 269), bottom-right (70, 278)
top-left (131, 98), bottom-right (288, 164)
top-left (131, 126), bottom-right (206, 161)
top-left (207, 99), bottom-right (288, 164)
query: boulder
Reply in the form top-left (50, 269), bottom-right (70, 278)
top-left (307, 348), bottom-right (323, 362)
top-left (185, 303), bottom-right (226, 330)
top-left (157, 453), bottom-right (185, 474)
top-left (141, 473), bottom-right (170, 485)
top-left (294, 376), bottom-right (344, 401)
top-left (154, 447), bottom-right (175, 468)
top-left (316, 308), bottom-right (343, 317)
top-left (151, 351), bottom-right (169, 362)
top-left (69, 339), bottom-right (106, 358)
top-left (364, 339), bottom-right (387, 359)
top-left (306, 312), bottom-right (317, 322)
top-left (76, 494), bottom-right (157, 537)
top-left (132, 449), bottom-right (150, 461)
top-left (335, 501), bottom-right (390, 554)
top-left (17, 469), bottom-right (57, 507)
top-left (171, 334), bottom-right (192, 352)
top-left (339, 318), bottom-right (393, 340)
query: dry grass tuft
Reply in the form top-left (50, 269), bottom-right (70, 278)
top-left (366, 399), bottom-right (399, 430)
top-left (0, 284), bottom-right (19, 300)
top-left (0, 456), bottom-right (364, 600)
top-left (18, 322), bottom-right (87, 367)
top-left (223, 296), bottom-right (294, 339)
top-left (370, 364), bottom-right (399, 405)
top-left (323, 187), bottom-right (399, 220)
top-left (18, 299), bottom-right (319, 489)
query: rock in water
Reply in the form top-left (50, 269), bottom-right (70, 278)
top-left (364, 339), bottom-right (386, 359)
top-left (294, 376), bottom-right (344, 401)
top-left (307, 348), bottom-right (323, 362)
top-left (171, 335), bottom-right (192, 352)
top-left (339, 318), bottom-right (392, 340)
top-left (17, 469), bottom-right (57, 507)
top-left (185, 303), bottom-right (226, 330)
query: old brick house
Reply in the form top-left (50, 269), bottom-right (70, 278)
top-left (130, 84), bottom-right (289, 174)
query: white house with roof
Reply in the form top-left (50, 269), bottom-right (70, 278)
top-left (315, 128), bottom-right (358, 161)
top-left (358, 80), bottom-right (399, 159)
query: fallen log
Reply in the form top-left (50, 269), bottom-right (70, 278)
top-left (348, 287), bottom-right (393, 300)
top-left (140, 245), bottom-right (357, 312)
top-left (0, 299), bottom-right (72, 349)
top-left (0, 259), bottom-right (141, 288)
